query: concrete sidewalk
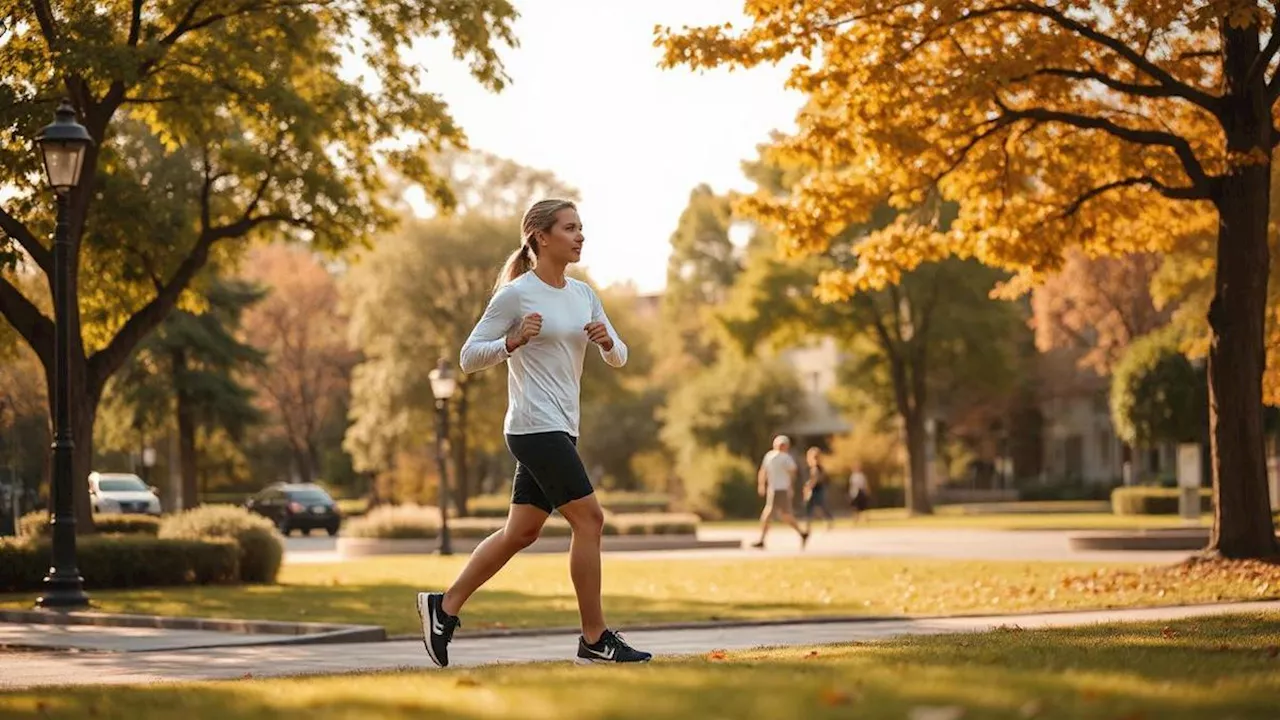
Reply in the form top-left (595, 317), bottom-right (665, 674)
top-left (1, 600), bottom-right (1276, 690)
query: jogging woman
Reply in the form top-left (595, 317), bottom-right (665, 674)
top-left (417, 199), bottom-right (652, 667)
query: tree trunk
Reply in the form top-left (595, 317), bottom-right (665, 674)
top-left (903, 409), bottom-right (932, 515)
top-left (69, 391), bottom-right (96, 531)
top-left (889, 354), bottom-right (933, 515)
top-left (1208, 167), bottom-right (1277, 557)
top-left (51, 351), bottom-right (97, 532)
top-left (1205, 32), bottom-right (1280, 559)
top-left (452, 387), bottom-right (470, 516)
top-left (293, 441), bottom-right (314, 484)
top-left (172, 347), bottom-right (200, 509)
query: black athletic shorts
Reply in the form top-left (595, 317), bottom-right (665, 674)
top-left (506, 431), bottom-right (595, 514)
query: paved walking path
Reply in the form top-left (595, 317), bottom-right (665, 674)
top-left (284, 528), bottom-right (1195, 565)
top-left (1, 601), bottom-right (1276, 690)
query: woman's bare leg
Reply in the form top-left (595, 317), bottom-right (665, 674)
top-left (557, 494), bottom-right (607, 644)
top-left (441, 503), bottom-right (548, 616)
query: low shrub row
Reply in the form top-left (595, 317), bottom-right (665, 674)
top-left (9, 505), bottom-right (284, 590)
top-left (465, 492), bottom-right (673, 518)
top-left (0, 535), bottom-right (240, 593)
top-left (1111, 486), bottom-right (1214, 515)
top-left (19, 511), bottom-right (162, 538)
top-left (159, 505), bottom-right (283, 583)
top-left (344, 504), bottom-right (699, 540)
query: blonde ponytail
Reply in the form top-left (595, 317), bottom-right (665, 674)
top-left (493, 198), bottom-right (577, 292)
top-left (494, 244), bottom-right (534, 292)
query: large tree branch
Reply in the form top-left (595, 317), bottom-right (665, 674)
top-left (1059, 176), bottom-right (1211, 218)
top-left (1012, 66), bottom-right (1186, 101)
top-left (1254, 10), bottom-right (1280, 85)
top-left (990, 3), bottom-right (1223, 115)
top-left (0, 275), bottom-right (53, 369)
top-left (942, 4), bottom-right (1218, 113)
top-left (996, 99), bottom-right (1213, 194)
top-left (128, 0), bottom-right (145, 45)
top-left (89, 211), bottom-right (306, 391)
top-left (0, 206), bottom-right (52, 274)
top-left (30, 0), bottom-right (58, 47)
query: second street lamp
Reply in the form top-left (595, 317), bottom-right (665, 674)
top-left (34, 99), bottom-right (93, 610)
top-left (428, 358), bottom-right (457, 556)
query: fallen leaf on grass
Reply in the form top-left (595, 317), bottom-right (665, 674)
top-left (819, 687), bottom-right (854, 706)
top-left (908, 705), bottom-right (966, 720)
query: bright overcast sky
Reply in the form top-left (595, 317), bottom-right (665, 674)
top-left (407, 0), bottom-right (804, 294)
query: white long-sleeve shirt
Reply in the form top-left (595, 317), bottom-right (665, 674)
top-left (460, 272), bottom-right (627, 437)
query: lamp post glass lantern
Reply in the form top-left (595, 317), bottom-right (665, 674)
top-left (429, 359), bottom-right (456, 555)
top-left (34, 99), bottom-right (93, 609)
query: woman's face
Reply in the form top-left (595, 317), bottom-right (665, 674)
top-left (536, 208), bottom-right (584, 266)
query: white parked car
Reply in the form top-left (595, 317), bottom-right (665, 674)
top-left (89, 472), bottom-right (162, 516)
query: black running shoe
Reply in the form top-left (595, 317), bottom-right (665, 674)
top-left (417, 592), bottom-right (460, 668)
top-left (576, 629), bottom-right (653, 664)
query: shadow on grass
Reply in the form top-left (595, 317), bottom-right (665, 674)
top-left (3, 615), bottom-right (1278, 719)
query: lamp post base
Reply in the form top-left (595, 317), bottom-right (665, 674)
top-left (35, 572), bottom-right (89, 609)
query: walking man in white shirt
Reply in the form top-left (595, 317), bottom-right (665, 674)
top-left (751, 435), bottom-right (810, 549)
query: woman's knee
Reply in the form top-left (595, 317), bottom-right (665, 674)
top-left (503, 504), bottom-right (548, 550)
top-left (503, 524), bottom-right (541, 550)
top-left (561, 498), bottom-right (605, 537)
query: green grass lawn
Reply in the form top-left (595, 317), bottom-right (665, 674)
top-left (707, 508), bottom-right (1215, 531)
top-left (2, 555), bottom-right (1277, 636)
top-left (2, 613), bottom-right (1278, 719)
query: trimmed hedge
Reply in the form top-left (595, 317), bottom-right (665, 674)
top-left (160, 505), bottom-right (283, 584)
top-left (345, 504), bottom-right (442, 539)
top-left (19, 511), bottom-right (161, 538)
top-left (0, 535), bottom-right (240, 593)
top-left (344, 504), bottom-right (699, 540)
top-left (465, 492), bottom-right (673, 518)
top-left (1112, 487), bottom-right (1214, 515)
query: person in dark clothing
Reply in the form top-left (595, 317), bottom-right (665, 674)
top-left (803, 447), bottom-right (835, 533)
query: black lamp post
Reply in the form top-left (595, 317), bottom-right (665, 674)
top-left (34, 99), bottom-right (93, 610)
top-left (428, 358), bottom-right (457, 556)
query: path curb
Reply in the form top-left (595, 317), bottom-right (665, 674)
top-left (0, 609), bottom-right (385, 645)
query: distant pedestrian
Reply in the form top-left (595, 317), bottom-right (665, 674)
top-left (751, 435), bottom-right (809, 549)
top-left (848, 464), bottom-right (870, 523)
top-left (803, 447), bottom-right (834, 533)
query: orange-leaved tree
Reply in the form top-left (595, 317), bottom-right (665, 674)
top-left (659, 2), bottom-right (1278, 558)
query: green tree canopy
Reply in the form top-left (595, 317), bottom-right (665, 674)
top-left (1111, 326), bottom-right (1208, 448)
top-left (0, 0), bottom-right (517, 526)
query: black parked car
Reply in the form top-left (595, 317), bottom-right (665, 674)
top-left (245, 483), bottom-right (341, 536)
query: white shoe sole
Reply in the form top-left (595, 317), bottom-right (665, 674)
top-left (574, 656), bottom-right (652, 665)
top-left (416, 592), bottom-right (445, 668)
